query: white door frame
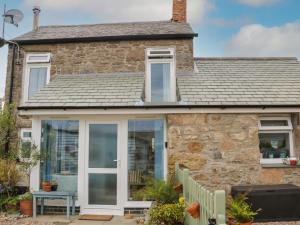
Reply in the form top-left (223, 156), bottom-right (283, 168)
top-left (81, 120), bottom-right (124, 215)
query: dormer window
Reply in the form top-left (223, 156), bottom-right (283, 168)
top-left (24, 53), bottom-right (51, 101)
top-left (146, 48), bottom-right (176, 103)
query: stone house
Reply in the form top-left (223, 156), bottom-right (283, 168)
top-left (4, 0), bottom-right (300, 216)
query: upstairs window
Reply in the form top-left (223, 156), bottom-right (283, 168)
top-left (24, 53), bottom-right (51, 101)
top-left (146, 49), bottom-right (176, 103)
top-left (259, 117), bottom-right (294, 164)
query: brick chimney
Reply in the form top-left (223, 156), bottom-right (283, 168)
top-left (172, 0), bottom-right (187, 23)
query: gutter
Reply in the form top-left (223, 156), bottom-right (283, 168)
top-left (18, 104), bottom-right (300, 111)
top-left (13, 33), bottom-right (198, 45)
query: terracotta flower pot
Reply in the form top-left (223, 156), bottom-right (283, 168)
top-left (173, 183), bottom-right (183, 193)
top-left (20, 200), bottom-right (33, 216)
top-left (42, 181), bottom-right (52, 192)
top-left (290, 160), bottom-right (298, 166)
top-left (186, 202), bottom-right (200, 219)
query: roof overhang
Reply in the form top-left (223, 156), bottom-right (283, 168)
top-left (18, 104), bottom-right (300, 116)
top-left (14, 33), bottom-right (198, 45)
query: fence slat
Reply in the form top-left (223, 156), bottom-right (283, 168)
top-left (175, 165), bottom-right (226, 225)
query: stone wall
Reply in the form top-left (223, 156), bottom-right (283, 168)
top-left (167, 113), bottom-right (300, 194)
top-left (4, 38), bottom-right (194, 128)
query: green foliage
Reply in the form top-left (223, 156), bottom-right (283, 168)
top-left (0, 159), bottom-right (21, 195)
top-left (0, 104), bottom-right (18, 159)
top-left (227, 195), bottom-right (260, 223)
top-left (133, 177), bottom-right (179, 204)
top-left (149, 202), bottom-right (185, 225)
top-left (18, 192), bottom-right (32, 201)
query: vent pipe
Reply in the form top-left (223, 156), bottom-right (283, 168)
top-left (32, 6), bottom-right (41, 31)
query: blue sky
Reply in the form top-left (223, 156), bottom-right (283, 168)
top-left (0, 0), bottom-right (300, 97)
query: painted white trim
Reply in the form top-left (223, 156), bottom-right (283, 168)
top-left (83, 121), bottom-right (123, 215)
top-left (19, 107), bottom-right (300, 116)
top-left (259, 116), bottom-right (293, 131)
top-left (23, 62), bottom-right (51, 102)
top-left (26, 53), bottom-right (51, 63)
top-left (260, 158), bottom-right (285, 165)
top-left (30, 118), bottom-right (41, 191)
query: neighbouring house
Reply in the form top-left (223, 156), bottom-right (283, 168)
top-left (4, 0), bottom-right (300, 216)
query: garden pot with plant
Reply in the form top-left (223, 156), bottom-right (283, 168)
top-left (227, 195), bottom-right (260, 225)
top-left (42, 181), bottom-right (52, 192)
top-left (19, 192), bottom-right (33, 216)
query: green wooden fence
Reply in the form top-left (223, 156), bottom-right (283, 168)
top-left (175, 163), bottom-right (226, 225)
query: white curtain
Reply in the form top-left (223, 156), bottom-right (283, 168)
top-left (28, 67), bottom-right (47, 99)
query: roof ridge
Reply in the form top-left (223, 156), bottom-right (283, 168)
top-left (194, 57), bottom-right (298, 61)
top-left (38, 20), bottom-right (180, 29)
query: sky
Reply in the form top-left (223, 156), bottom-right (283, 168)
top-left (0, 0), bottom-right (300, 97)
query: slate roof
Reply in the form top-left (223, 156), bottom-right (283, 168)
top-left (13, 21), bottom-right (197, 44)
top-left (178, 57), bottom-right (300, 106)
top-left (21, 73), bottom-right (145, 107)
top-left (19, 57), bottom-right (300, 109)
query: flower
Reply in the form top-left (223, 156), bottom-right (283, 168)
top-left (179, 197), bottom-right (185, 205)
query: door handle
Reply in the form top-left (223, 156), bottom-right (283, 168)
top-left (113, 159), bottom-right (120, 162)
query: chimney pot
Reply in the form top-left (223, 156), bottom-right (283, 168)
top-left (32, 6), bottom-right (41, 31)
top-left (172, 0), bottom-right (187, 23)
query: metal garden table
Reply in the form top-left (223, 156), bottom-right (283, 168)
top-left (32, 191), bottom-right (75, 220)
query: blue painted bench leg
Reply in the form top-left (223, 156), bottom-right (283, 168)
top-left (41, 198), bottom-right (44, 215)
top-left (72, 196), bottom-right (75, 215)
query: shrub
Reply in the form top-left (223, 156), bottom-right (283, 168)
top-left (227, 195), bottom-right (260, 223)
top-left (133, 177), bottom-right (179, 204)
top-left (0, 159), bottom-right (21, 195)
top-left (19, 192), bottom-right (32, 201)
top-left (149, 202), bottom-right (185, 225)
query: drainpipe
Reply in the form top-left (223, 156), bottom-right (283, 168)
top-left (4, 44), bottom-right (16, 155)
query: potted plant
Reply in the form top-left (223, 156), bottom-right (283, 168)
top-left (19, 144), bottom-right (40, 216)
top-left (19, 192), bottom-right (33, 216)
top-left (227, 195), bottom-right (260, 225)
top-left (51, 180), bottom-right (58, 191)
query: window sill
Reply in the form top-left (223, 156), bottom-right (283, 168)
top-left (260, 159), bottom-right (300, 168)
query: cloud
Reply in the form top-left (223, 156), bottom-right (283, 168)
top-left (236, 0), bottom-right (281, 7)
top-left (225, 22), bottom-right (300, 57)
top-left (23, 0), bottom-right (214, 26)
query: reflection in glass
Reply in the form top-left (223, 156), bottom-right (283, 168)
top-left (40, 120), bottom-right (79, 193)
top-left (128, 120), bottom-right (164, 201)
top-left (151, 63), bottom-right (170, 102)
top-left (259, 133), bottom-right (290, 159)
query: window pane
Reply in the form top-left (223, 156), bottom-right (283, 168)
top-left (28, 67), bottom-right (47, 99)
top-left (88, 174), bottom-right (117, 205)
top-left (151, 63), bottom-right (170, 102)
top-left (40, 120), bottom-right (79, 193)
top-left (23, 131), bottom-right (32, 138)
top-left (259, 133), bottom-right (290, 159)
top-left (89, 124), bottom-right (117, 169)
top-left (261, 120), bottom-right (288, 127)
top-left (128, 120), bottom-right (164, 201)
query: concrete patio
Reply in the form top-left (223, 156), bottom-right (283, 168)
top-left (0, 215), bottom-right (137, 225)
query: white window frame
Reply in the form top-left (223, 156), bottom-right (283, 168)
top-left (145, 48), bottom-right (176, 103)
top-left (20, 128), bottom-right (32, 160)
top-left (26, 53), bottom-right (51, 63)
top-left (259, 117), bottom-right (294, 165)
top-left (23, 53), bottom-right (51, 102)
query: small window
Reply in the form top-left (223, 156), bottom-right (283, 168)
top-left (146, 48), bottom-right (176, 103)
top-left (24, 53), bottom-right (51, 101)
top-left (20, 129), bottom-right (32, 159)
top-left (259, 117), bottom-right (294, 164)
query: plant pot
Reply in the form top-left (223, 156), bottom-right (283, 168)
top-left (51, 184), bottom-right (58, 191)
top-left (173, 183), bottom-right (183, 193)
top-left (227, 219), bottom-right (252, 225)
top-left (20, 199), bottom-right (33, 216)
top-left (42, 181), bottom-right (52, 192)
top-left (186, 202), bottom-right (200, 219)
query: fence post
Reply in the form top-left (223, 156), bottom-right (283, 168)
top-left (214, 190), bottom-right (226, 225)
top-left (183, 168), bottom-right (189, 201)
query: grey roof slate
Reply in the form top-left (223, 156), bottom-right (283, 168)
top-left (21, 73), bottom-right (145, 107)
top-left (178, 57), bottom-right (300, 106)
top-left (20, 57), bottom-right (300, 109)
top-left (13, 21), bottom-right (197, 43)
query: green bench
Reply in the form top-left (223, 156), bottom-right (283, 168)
top-left (32, 191), bottom-right (76, 220)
